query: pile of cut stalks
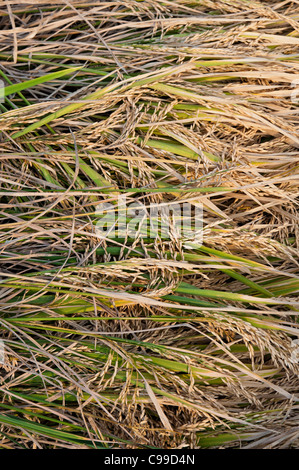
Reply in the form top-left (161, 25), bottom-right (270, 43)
top-left (0, 0), bottom-right (298, 449)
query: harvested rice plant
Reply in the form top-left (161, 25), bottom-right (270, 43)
top-left (0, 0), bottom-right (299, 449)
